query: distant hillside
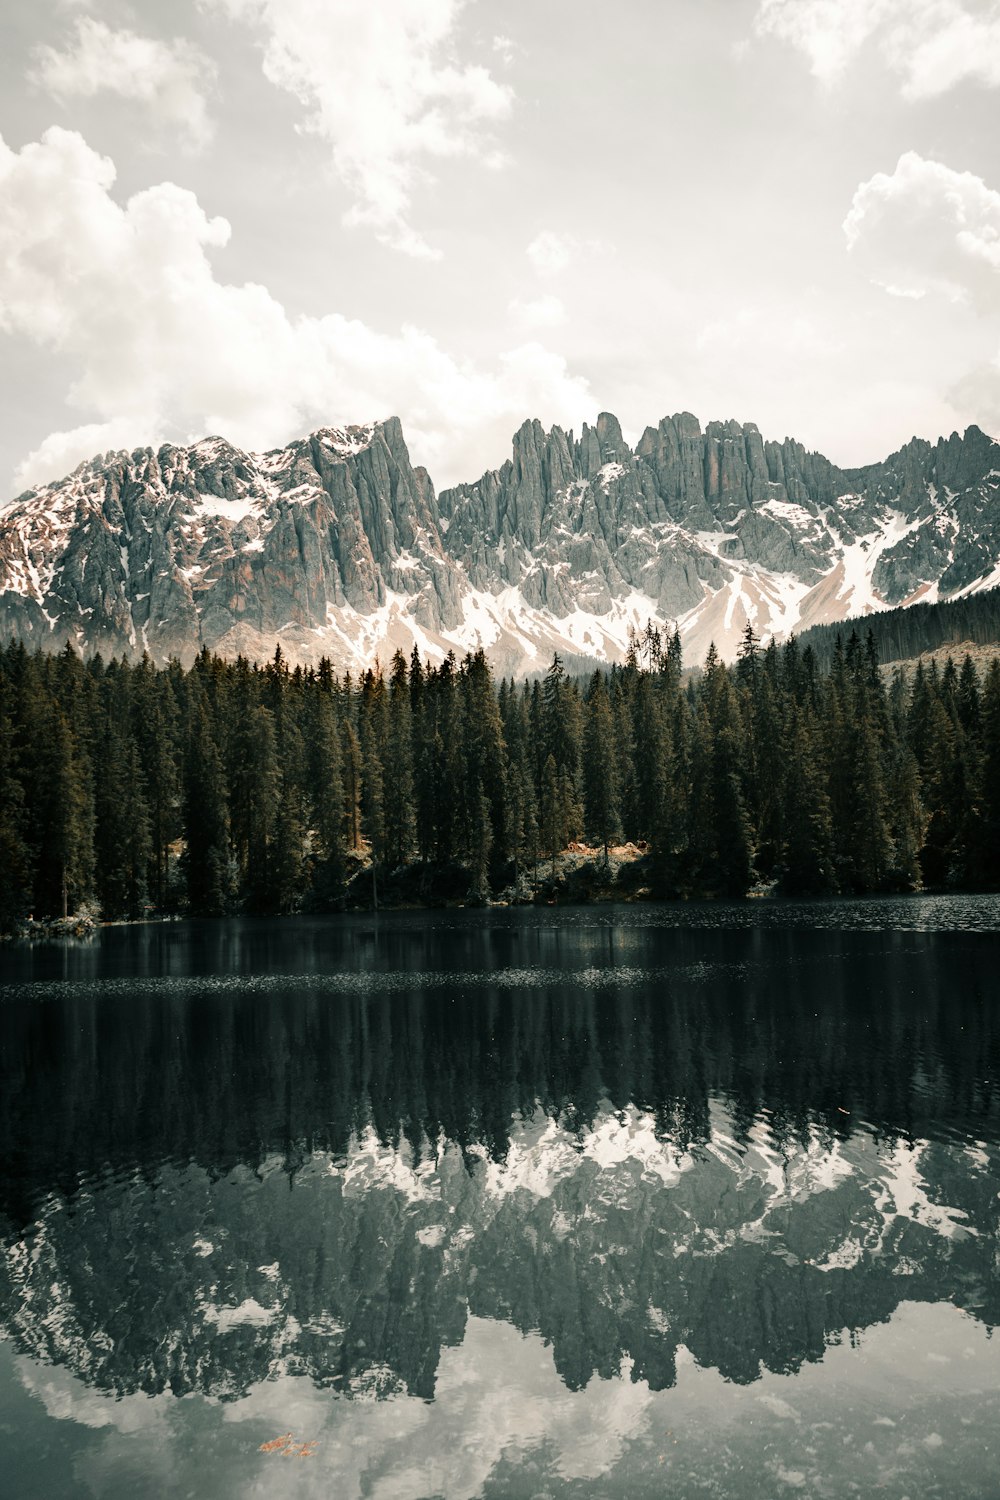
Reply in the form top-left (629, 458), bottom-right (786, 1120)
top-left (794, 586), bottom-right (1000, 670)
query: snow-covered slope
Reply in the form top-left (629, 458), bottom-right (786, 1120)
top-left (1, 412), bottom-right (998, 672)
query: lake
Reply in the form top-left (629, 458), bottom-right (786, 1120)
top-left (1, 899), bottom-right (999, 1498)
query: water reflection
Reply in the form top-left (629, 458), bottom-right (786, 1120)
top-left (1, 908), bottom-right (999, 1496)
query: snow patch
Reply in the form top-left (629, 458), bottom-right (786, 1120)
top-left (195, 495), bottom-right (258, 524)
top-left (205, 1298), bottom-right (276, 1331)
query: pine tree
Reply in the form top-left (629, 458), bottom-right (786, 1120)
top-left (94, 700), bottom-right (151, 918)
top-left (26, 698), bottom-right (94, 918)
top-left (462, 649), bottom-right (508, 878)
top-left (268, 767), bottom-right (307, 912)
top-left (542, 654), bottom-right (583, 842)
top-left (979, 660), bottom-right (1000, 885)
top-left (384, 651), bottom-right (416, 868)
top-left (342, 720), bottom-right (364, 854)
top-left (0, 675), bottom-right (30, 930)
top-left (433, 655), bottom-right (465, 865)
top-left (469, 777), bottom-right (493, 901)
top-left (306, 688), bottom-right (346, 904)
top-left (132, 656), bottom-right (180, 908)
top-left (583, 673), bottom-right (620, 861)
top-left (183, 698), bottom-right (230, 915)
top-left (358, 678), bottom-right (386, 904)
top-left (780, 706), bottom-right (835, 894)
top-left (540, 753), bottom-right (566, 879)
top-left (501, 682), bottom-right (539, 883)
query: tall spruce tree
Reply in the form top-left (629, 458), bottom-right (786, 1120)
top-left (583, 673), bottom-right (620, 861)
top-left (183, 698), bottom-right (231, 915)
top-left (384, 651), bottom-right (416, 868)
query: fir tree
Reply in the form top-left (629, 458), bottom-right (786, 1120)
top-left (182, 699), bottom-right (230, 915)
top-left (583, 673), bottom-right (620, 862)
top-left (0, 676), bottom-right (30, 930)
top-left (384, 651), bottom-right (416, 868)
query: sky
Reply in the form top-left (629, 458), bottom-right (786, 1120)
top-left (0, 0), bottom-right (998, 499)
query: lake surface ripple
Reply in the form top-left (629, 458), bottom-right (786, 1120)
top-left (1, 897), bottom-right (999, 1498)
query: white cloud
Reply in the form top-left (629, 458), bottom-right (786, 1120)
top-left (30, 18), bottom-right (216, 151)
top-left (844, 152), bottom-right (1000, 441)
top-left (843, 152), bottom-right (1000, 307)
top-left (755, 0), bottom-right (885, 84)
top-left (0, 129), bottom-right (592, 493)
top-left (492, 34), bottom-right (516, 64)
top-left (949, 358), bottom-right (1000, 433)
top-left (696, 306), bottom-right (841, 359)
top-left (525, 231), bottom-right (608, 279)
top-left (206, 0), bottom-right (512, 258)
top-left (526, 231), bottom-right (576, 276)
top-left (509, 293), bottom-right (567, 330)
top-left (754, 0), bottom-right (1000, 98)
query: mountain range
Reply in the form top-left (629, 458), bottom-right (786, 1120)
top-left (1, 411), bottom-right (998, 673)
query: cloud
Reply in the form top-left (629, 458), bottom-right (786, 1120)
top-left (218, 1315), bottom-right (653, 1500)
top-left (525, 231), bottom-right (608, 279)
top-left (526, 231), bottom-right (577, 277)
top-left (696, 306), bottom-right (842, 360)
top-left (0, 128), bottom-right (592, 493)
top-left (754, 0), bottom-right (1000, 98)
top-left (755, 0), bottom-right (884, 84)
top-left (843, 152), bottom-right (1000, 307)
top-left (509, 294), bottom-right (567, 330)
top-left (30, 18), bottom-right (216, 151)
top-left (206, 0), bottom-right (512, 258)
top-left (949, 359), bottom-right (1000, 432)
top-left (844, 152), bottom-right (1000, 440)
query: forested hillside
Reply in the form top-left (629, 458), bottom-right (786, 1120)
top-left (795, 585), bottom-right (1000, 669)
top-left (2, 623), bottom-right (999, 930)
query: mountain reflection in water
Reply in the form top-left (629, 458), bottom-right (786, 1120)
top-left (1, 904), bottom-right (998, 1498)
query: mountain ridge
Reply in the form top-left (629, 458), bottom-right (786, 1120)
top-left (1, 411), bottom-right (998, 673)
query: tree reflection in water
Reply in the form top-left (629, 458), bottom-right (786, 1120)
top-left (1, 913), bottom-right (998, 1411)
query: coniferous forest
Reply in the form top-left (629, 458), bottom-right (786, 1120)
top-left (1, 622), bottom-right (999, 931)
top-left (795, 583), bottom-right (1000, 669)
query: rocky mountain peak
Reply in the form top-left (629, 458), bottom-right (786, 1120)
top-left (1, 409), bottom-right (998, 675)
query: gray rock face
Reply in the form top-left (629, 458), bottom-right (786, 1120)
top-left (0, 422), bottom-right (465, 666)
top-left (1, 413), bottom-right (998, 671)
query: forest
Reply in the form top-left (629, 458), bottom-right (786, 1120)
top-left (795, 583), bottom-right (1000, 668)
top-left (1, 621), bottom-right (999, 929)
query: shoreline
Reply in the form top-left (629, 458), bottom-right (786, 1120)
top-left (7, 878), bottom-right (999, 942)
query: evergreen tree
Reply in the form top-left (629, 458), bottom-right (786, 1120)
top-left (979, 660), bottom-right (1000, 885)
top-left (182, 699), bottom-right (230, 915)
top-left (462, 649), bottom-right (508, 878)
top-left (358, 676), bottom-right (386, 905)
top-left (0, 675), bottom-right (30, 930)
top-left (25, 698), bottom-right (94, 918)
top-left (540, 753), bottom-right (568, 879)
top-left (132, 655), bottom-right (180, 908)
top-left (306, 688), bottom-right (347, 903)
top-left (780, 707), bottom-right (835, 895)
top-left (469, 777), bottom-right (493, 901)
top-left (384, 651), bottom-right (416, 868)
top-left (94, 698), bottom-right (151, 918)
top-left (583, 673), bottom-right (620, 861)
top-left (342, 720), bottom-right (364, 854)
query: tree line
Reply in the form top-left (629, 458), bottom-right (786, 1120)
top-left (1, 621), bottom-right (999, 928)
top-left (796, 583), bottom-right (1000, 669)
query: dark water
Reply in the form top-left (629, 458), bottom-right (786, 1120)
top-left (1, 899), bottom-right (999, 1498)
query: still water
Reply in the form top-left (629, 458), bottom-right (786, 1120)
top-left (1, 899), bottom-right (999, 1499)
